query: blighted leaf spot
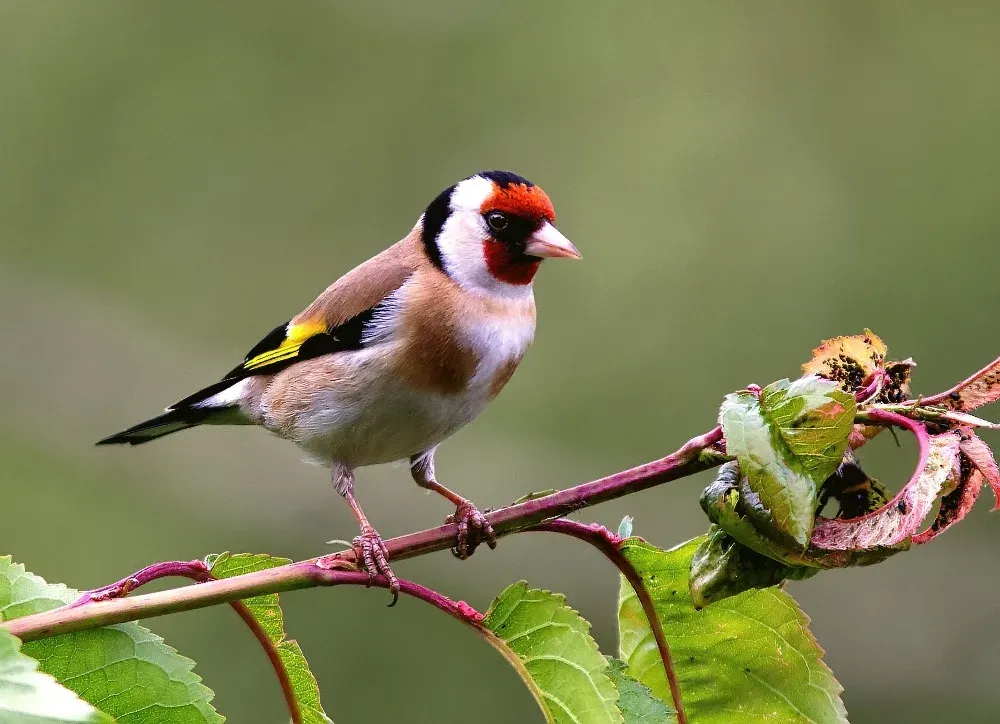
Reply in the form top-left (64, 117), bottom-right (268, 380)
top-left (801, 330), bottom-right (913, 409)
top-left (910, 431), bottom-right (999, 542)
top-left (802, 329), bottom-right (886, 390)
top-left (882, 360), bottom-right (914, 404)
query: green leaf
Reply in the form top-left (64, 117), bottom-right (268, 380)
top-left (700, 462), bottom-right (905, 579)
top-left (206, 553), bottom-right (332, 724)
top-left (721, 390), bottom-right (814, 548)
top-left (617, 516), bottom-right (634, 540)
top-left (720, 377), bottom-right (855, 548)
top-left (760, 377), bottom-right (856, 484)
top-left (0, 628), bottom-right (114, 723)
top-left (700, 462), bottom-right (819, 568)
top-left (0, 557), bottom-right (223, 723)
top-left (605, 657), bottom-right (674, 724)
top-left (482, 582), bottom-right (621, 724)
top-left (689, 528), bottom-right (817, 609)
top-left (618, 537), bottom-right (847, 724)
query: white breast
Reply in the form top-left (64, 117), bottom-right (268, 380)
top-left (463, 306), bottom-right (536, 393)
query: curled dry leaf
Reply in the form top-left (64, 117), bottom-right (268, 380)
top-left (912, 470), bottom-right (983, 544)
top-left (925, 356), bottom-right (1000, 412)
top-left (703, 427), bottom-right (999, 591)
top-left (912, 432), bottom-right (999, 542)
top-left (811, 432), bottom-right (961, 551)
top-left (882, 360), bottom-right (915, 404)
top-left (802, 329), bottom-right (886, 392)
top-left (958, 432), bottom-right (1000, 510)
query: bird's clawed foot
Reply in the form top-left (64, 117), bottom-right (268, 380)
top-left (353, 526), bottom-right (399, 606)
top-left (446, 501), bottom-right (498, 560)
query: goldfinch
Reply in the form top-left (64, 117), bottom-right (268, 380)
top-left (98, 170), bottom-right (580, 598)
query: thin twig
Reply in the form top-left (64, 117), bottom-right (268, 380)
top-left (229, 600), bottom-right (301, 724)
top-left (388, 579), bottom-right (554, 717)
top-left (531, 520), bottom-right (688, 724)
top-left (68, 559), bottom-right (212, 606)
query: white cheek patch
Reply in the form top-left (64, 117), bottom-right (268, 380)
top-left (436, 211), bottom-right (491, 289)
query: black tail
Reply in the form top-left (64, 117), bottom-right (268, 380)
top-left (97, 378), bottom-right (242, 446)
top-left (96, 407), bottom-right (214, 446)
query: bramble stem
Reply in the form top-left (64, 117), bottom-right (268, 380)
top-left (3, 426), bottom-right (724, 642)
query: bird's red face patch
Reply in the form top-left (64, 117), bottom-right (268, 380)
top-left (482, 241), bottom-right (541, 285)
top-left (480, 182), bottom-right (554, 285)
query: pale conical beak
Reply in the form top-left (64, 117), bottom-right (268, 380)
top-left (524, 221), bottom-right (581, 260)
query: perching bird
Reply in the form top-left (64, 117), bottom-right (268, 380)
top-left (98, 170), bottom-right (580, 600)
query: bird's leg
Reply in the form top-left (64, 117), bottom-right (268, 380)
top-left (410, 449), bottom-right (497, 560)
top-left (319, 463), bottom-right (399, 603)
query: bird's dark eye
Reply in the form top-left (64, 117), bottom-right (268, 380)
top-left (486, 211), bottom-right (509, 232)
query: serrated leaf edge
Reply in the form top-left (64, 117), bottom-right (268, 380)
top-left (0, 556), bottom-right (222, 723)
top-left (483, 581), bottom-right (622, 724)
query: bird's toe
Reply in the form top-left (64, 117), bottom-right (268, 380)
top-left (446, 501), bottom-right (497, 560)
top-left (351, 527), bottom-right (399, 606)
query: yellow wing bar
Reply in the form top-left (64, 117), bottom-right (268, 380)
top-left (243, 318), bottom-right (327, 371)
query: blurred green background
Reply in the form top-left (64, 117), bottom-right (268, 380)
top-left (2, 1), bottom-right (998, 721)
